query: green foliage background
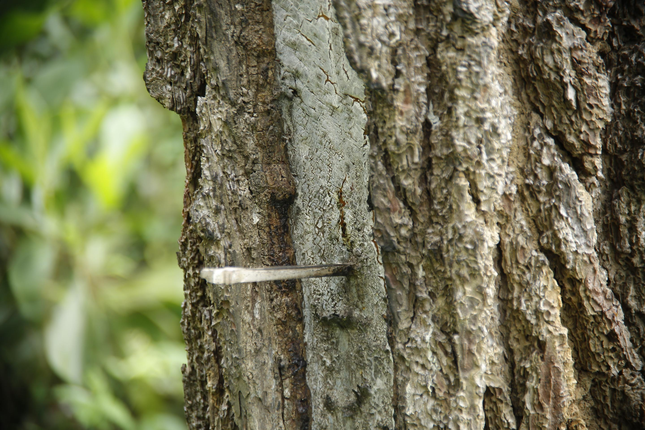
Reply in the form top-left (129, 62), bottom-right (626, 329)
top-left (0, 0), bottom-right (187, 428)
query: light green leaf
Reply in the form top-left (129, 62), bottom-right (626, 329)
top-left (0, 139), bottom-right (35, 184)
top-left (82, 153), bottom-right (121, 208)
top-left (60, 100), bottom-right (109, 168)
top-left (0, 203), bottom-right (38, 230)
top-left (45, 281), bottom-right (86, 384)
top-left (54, 384), bottom-right (103, 429)
top-left (139, 414), bottom-right (187, 430)
top-left (0, 170), bottom-right (23, 206)
top-left (32, 57), bottom-right (85, 108)
top-left (99, 105), bottom-right (147, 163)
top-left (105, 334), bottom-right (185, 396)
top-left (101, 262), bottom-right (184, 313)
top-left (15, 82), bottom-right (51, 169)
top-left (43, 13), bottom-right (74, 53)
top-left (87, 370), bottom-right (136, 430)
top-left (55, 371), bottom-right (136, 430)
top-left (82, 105), bottom-right (148, 209)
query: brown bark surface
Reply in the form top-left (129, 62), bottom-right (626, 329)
top-left (143, 0), bottom-right (310, 428)
top-left (142, 0), bottom-right (645, 428)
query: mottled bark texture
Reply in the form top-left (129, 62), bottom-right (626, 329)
top-left (142, 0), bottom-right (310, 428)
top-left (142, 0), bottom-right (645, 428)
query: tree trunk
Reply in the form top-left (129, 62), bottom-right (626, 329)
top-left (141, 0), bottom-right (645, 428)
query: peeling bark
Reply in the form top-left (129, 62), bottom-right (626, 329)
top-left (142, 0), bottom-right (645, 428)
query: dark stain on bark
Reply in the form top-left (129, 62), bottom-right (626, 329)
top-left (599, 0), bottom-right (645, 427)
top-left (337, 175), bottom-right (351, 249)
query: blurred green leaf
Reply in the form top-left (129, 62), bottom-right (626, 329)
top-left (0, 139), bottom-right (35, 183)
top-left (60, 99), bottom-right (109, 168)
top-left (139, 414), bottom-right (187, 430)
top-left (87, 370), bottom-right (136, 430)
top-left (0, 67), bottom-right (18, 109)
top-left (1, 1), bottom-right (186, 428)
top-left (54, 384), bottom-right (101, 428)
top-left (15, 81), bottom-right (50, 169)
top-left (106, 334), bottom-right (184, 395)
top-left (0, 11), bottom-right (47, 50)
top-left (67, 0), bottom-right (110, 26)
top-left (32, 56), bottom-right (85, 108)
top-left (42, 12), bottom-right (75, 52)
top-left (56, 369), bottom-right (136, 430)
top-left (45, 280), bottom-right (86, 383)
top-left (0, 203), bottom-right (38, 230)
top-left (0, 170), bottom-right (23, 206)
top-left (82, 105), bottom-right (147, 209)
top-left (8, 235), bottom-right (56, 320)
top-left (102, 263), bottom-right (183, 313)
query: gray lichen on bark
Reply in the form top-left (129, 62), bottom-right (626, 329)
top-left (273, 0), bottom-right (394, 428)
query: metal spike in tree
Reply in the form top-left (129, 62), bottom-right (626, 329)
top-left (141, 0), bottom-right (645, 428)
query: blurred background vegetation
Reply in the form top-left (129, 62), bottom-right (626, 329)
top-left (0, 0), bottom-right (187, 428)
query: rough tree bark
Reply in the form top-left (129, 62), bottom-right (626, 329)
top-left (141, 0), bottom-right (645, 428)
